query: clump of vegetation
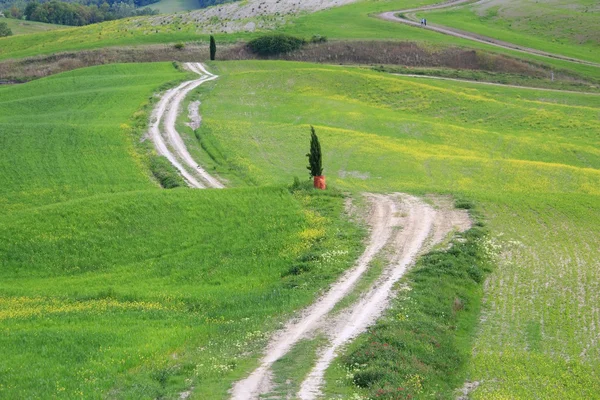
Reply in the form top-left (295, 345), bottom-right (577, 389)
top-left (210, 35), bottom-right (216, 60)
top-left (309, 34), bottom-right (327, 43)
top-left (340, 218), bottom-right (494, 398)
top-left (149, 155), bottom-right (185, 188)
top-left (247, 34), bottom-right (306, 56)
top-left (0, 21), bottom-right (12, 37)
top-left (173, 42), bottom-right (185, 50)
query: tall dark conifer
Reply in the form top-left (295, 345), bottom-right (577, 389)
top-left (307, 126), bottom-right (323, 177)
top-left (209, 35), bottom-right (216, 61)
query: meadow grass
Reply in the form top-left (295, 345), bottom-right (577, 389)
top-left (184, 60), bottom-right (600, 398)
top-left (196, 61), bottom-right (600, 196)
top-left (0, 62), bottom-right (186, 212)
top-left (420, 0), bottom-right (600, 64)
top-left (0, 62), bottom-right (368, 398)
top-left (0, 187), bottom-right (365, 399)
top-left (0, 18), bottom-right (63, 36)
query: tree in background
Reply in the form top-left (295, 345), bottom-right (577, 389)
top-left (0, 21), bottom-right (12, 37)
top-left (306, 126), bottom-right (326, 189)
top-left (209, 35), bottom-right (216, 61)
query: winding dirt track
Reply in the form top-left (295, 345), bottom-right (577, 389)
top-left (149, 62), bottom-right (224, 189)
top-left (378, 0), bottom-right (600, 68)
top-left (231, 194), bottom-right (470, 399)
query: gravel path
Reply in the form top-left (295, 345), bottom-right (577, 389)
top-left (149, 62), bottom-right (224, 189)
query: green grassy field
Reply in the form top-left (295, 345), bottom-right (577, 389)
top-left (0, 17), bottom-right (63, 36)
top-left (421, 0), bottom-right (600, 64)
top-left (183, 60), bottom-right (600, 398)
top-left (0, 63), bottom-right (183, 211)
top-left (0, 63), bottom-right (366, 398)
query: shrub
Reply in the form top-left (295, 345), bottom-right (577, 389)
top-left (247, 34), bottom-right (306, 56)
top-left (0, 21), bottom-right (12, 37)
top-left (173, 42), bottom-right (185, 50)
top-left (309, 34), bottom-right (327, 43)
top-left (149, 155), bottom-right (185, 188)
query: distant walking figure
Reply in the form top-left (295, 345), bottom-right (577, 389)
top-left (424, 18), bottom-right (427, 26)
top-left (420, 18), bottom-right (424, 26)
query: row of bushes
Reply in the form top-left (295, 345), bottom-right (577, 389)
top-left (247, 34), bottom-right (327, 56)
top-left (0, 21), bottom-right (12, 37)
top-left (4, 0), bottom-right (158, 26)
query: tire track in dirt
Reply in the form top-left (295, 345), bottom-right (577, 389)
top-left (149, 62), bottom-right (224, 189)
top-left (231, 194), bottom-right (471, 399)
top-left (378, 0), bottom-right (600, 68)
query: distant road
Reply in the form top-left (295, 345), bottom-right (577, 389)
top-left (149, 62), bottom-right (224, 189)
top-left (377, 0), bottom-right (600, 68)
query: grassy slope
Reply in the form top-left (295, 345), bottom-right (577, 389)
top-left (188, 60), bottom-right (600, 398)
top-left (421, 0), bottom-right (600, 64)
top-left (0, 0), bottom-right (597, 82)
top-left (1, 18), bottom-right (63, 35)
top-left (0, 63), bottom-right (365, 399)
top-left (0, 63), bottom-right (183, 212)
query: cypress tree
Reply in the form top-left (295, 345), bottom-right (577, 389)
top-left (306, 126), bottom-right (323, 177)
top-left (209, 35), bottom-right (216, 61)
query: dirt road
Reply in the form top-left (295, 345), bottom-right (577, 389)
top-left (378, 0), bottom-right (600, 68)
top-left (231, 194), bottom-right (470, 399)
top-left (149, 62), bottom-right (224, 189)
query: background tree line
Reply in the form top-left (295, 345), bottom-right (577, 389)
top-left (2, 0), bottom-right (159, 25)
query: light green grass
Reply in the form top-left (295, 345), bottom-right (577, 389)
top-left (197, 61), bottom-right (600, 195)
top-left (185, 60), bottom-right (600, 398)
top-left (0, 17), bottom-right (64, 35)
top-left (421, 0), bottom-right (600, 64)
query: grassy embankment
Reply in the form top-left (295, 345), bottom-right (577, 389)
top-left (183, 60), bottom-right (600, 398)
top-left (420, 0), bottom-right (600, 64)
top-left (0, 63), bottom-right (366, 398)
